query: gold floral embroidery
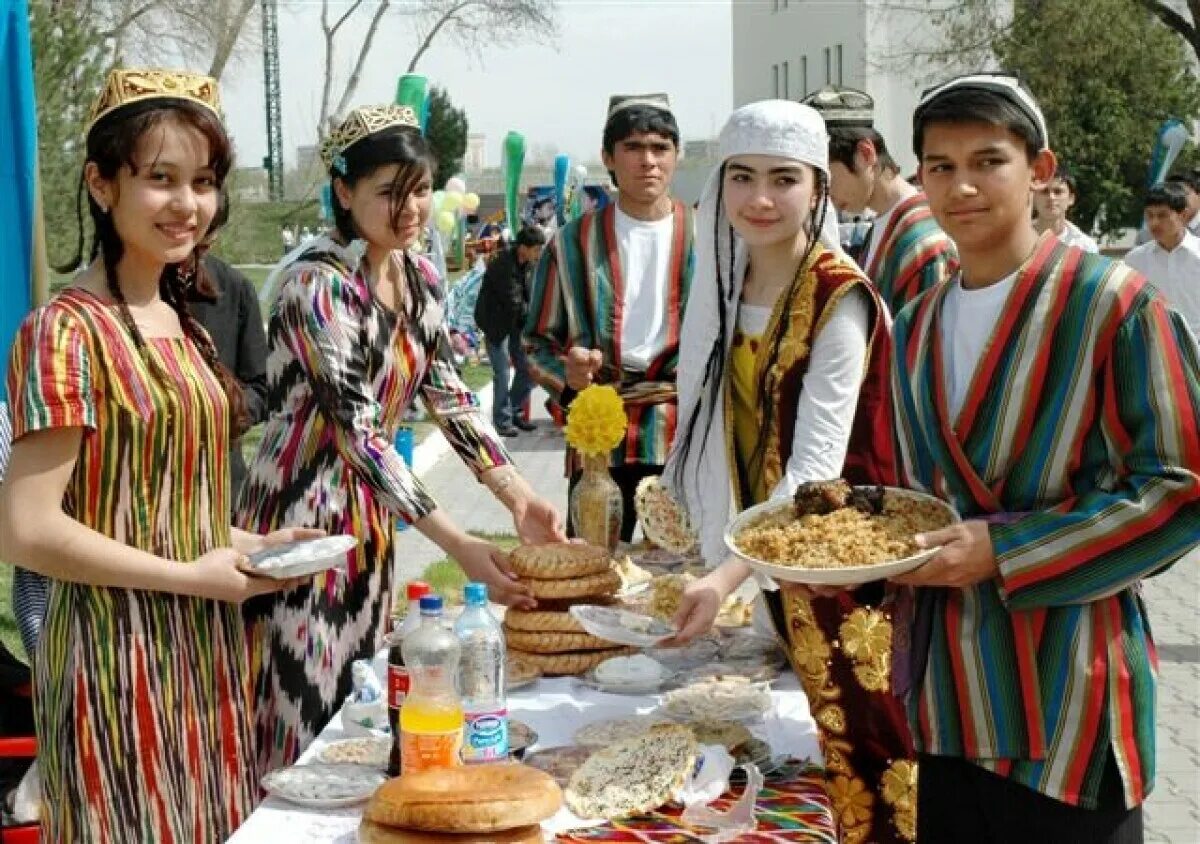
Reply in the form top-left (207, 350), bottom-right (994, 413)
top-left (790, 624), bottom-right (831, 689)
top-left (853, 659), bottom-right (890, 693)
top-left (822, 737), bottom-right (854, 775)
top-left (828, 775), bottom-right (874, 834)
top-left (839, 608), bottom-right (892, 664)
top-left (816, 703), bottom-right (847, 735)
top-left (881, 759), bottom-right (919, 842)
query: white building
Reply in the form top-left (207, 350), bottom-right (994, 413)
top-left (732, 0), bottom-right (1011, 175)
top-left (465, 133), bottom-right (488, 173)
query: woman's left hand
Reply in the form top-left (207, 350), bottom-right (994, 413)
top-left (510, 494), bottom-right (567, 545)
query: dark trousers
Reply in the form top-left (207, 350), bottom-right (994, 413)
top-left (917, 753), bottom-right (1143, 843)
top-left (486, 333), bottom-right (534, 429)
top-left (566, 463), bottom-right (664, 543)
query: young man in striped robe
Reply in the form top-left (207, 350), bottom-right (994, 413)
top-left (804, 86), bottom-right (957, 317)
top-left (524, 93), bottom-right (694, 539)
top-left (889, 73), bottom-right (1200, 842)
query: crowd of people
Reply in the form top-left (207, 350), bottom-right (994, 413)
top-left (0, 62), bottom-right (1196, 844)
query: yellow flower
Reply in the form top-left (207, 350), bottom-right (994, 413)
top-left (790, 625), bottom-right (831, 685)
top-left (564, 385), bottom-right (627, 456)
top-left (839, 608), bottom-right (892, 665)
top-left (827, 774), bottom-right (874, 828)
top-left (852, 658), bottom-right (891, 693)
top-left (880, 759), bottom-right (918, 811)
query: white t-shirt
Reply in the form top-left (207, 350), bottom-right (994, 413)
top-left (1123, 232), bottom-right (1200, 340)
top-left (862, 203), bottom-right (897, 272)
top-left (615, 207), bottom-right (674, 370)
top-left (940, 272), bottom-right (1019, 420)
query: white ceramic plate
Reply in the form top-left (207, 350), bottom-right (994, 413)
top-left (568, 604), bottom-right (676, 648)
top-left (576, 664), bottom-right (676, 696)
top-left (260, 762), bottom-right (386, 807)
top-left (723, 488), bottom-right (959, 586)
top-left (247, 534), bottom-right (359, 580)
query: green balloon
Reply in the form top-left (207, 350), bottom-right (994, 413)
top-left (503, 131), bottom-right (526, 237)
top-left (395, 74), bottom-right (428, 129)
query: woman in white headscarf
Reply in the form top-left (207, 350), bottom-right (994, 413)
top-left (662, 101), bottom-right (915, 843)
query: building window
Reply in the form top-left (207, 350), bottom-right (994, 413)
top-left (824, 47), bottom-right (831, 85)
top-left (801, 55), bottom-right (808, 96)
top-left (783, 60), bottom-right (790, 99)
top-left (836, 44), bottom-right (844, 85)
top-left (772, 64), bottom-right (779, 98)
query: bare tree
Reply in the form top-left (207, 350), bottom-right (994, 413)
top-left (314, 0), bottom-right (558, 137)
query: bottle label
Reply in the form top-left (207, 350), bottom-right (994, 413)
top-left (387, 665), bottom-right (410, 709)
top-left (462, 709), bottom-right (508, 763)
top-left (401, 727), bottom-right (463, 774)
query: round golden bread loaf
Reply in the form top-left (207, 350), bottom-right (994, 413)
top-left (507, 646), bottom-right (637, 676)
top-left (363, 764), bottom-right (561, 833)
top-left (357, 819), bottom-right (545, 844)
top-left (508, 542), bottom-right (613, 579)
top-left (519, 569), bottom-right (622, 600)
top-left (503, 628), bottom-right (615, 654)
top-left (504, 608), bottom-right (585, 633)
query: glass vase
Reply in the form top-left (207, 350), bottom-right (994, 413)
top-left (570, 453), bottom-right (623, 551)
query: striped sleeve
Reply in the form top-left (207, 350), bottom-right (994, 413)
top-left (275, 265), bottom-right (437, 524)
top-left (416, 264), bottom-right (511, 478)
top-left (7, 305), bottom-right (97, 438)
top-left (994, 298), bottom-right (1200, 609)
top-left (522, 236), bottom-right (570, 400)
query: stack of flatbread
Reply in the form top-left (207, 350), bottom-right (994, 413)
top-left (505, 543), bottom-right (635, 675)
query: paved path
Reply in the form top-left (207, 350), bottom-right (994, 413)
top-left (396, 385), bottom-right (1199, 840)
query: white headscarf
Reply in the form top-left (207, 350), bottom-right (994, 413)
top-left (664, 100), bottom-right (847, 566)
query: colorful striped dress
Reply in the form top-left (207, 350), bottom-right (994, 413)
top-left (7, 289), bottom-right (255, 843)
top-left (236, 237), bottom-right (510, 774)
top-left (891, 234), bottom-right (1200, 808)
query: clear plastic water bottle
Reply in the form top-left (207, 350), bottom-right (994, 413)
top-left (388, 580), bottom-right (431, 776)
top-left (453, 582), bottom-right (508, 763)
top-left (400, 595), bottom-right (464, 774)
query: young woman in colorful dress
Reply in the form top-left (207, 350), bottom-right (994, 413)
top-left (236, 104), bottom-right (564, 773)
top-left (662, 100), bottom-right (916, 843)
top-left (0, 68), bottom-right (316, 843)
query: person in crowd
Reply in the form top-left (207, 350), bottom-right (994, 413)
top-left (281, 224), bottom-right (296, 254)
top-left (1032, 164), bottom-right (1099, 252)
top-left (1123, 181), bottom-right (1200, 338)
top-left (474, 225), bottom-right (546, 435)
top-left (237, 103), bottom-right (564, 774)
top-left (805, 85), bottom-right (957, 316)
top-left (663, 99), bottom-right (911, 843)
top-left (889, 72), bottom-right (1199, 842)
top-left (525, 93), bottom-right (694, 540)
top-left (0, 67), bottom-right (316, 842)
top-left (1165, 171), bottom-right (1200, 235)
top-left (189, 191), bottom-right (269, 496)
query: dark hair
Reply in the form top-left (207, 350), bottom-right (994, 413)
top-left (1165, 172), bottom-right (1200, 193)
top-left (57, 98), bottom-right (249, 435)
top-left (1045, 164), bottom-right (1077, 195)
top-left (828, 125), bottom-right (898, 175)
top-left (913, 88), bottom-right (1042, 162)
top-left (330, 125), bottom-right (436, 325)
top-left (515, 225), bottom-right (547, 248)
top-left (671, 164), bottom-right (830, 499)
top-left (602, 106), bottom-right (679, 187)
top-left (1146, 181), bottom-right (1189, 213)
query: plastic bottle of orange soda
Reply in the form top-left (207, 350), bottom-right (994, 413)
top-left (399, 595), bottom-right (464, 774)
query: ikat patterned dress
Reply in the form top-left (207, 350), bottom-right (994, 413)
top-left (236, 236), bottom-right (510, 774)
top-left (7, 289), bottom-right (255, 843)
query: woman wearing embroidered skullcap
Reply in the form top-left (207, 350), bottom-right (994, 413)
top-left (236, 104), bottom-right (565, 773)
top-left (0, 67), bottom-right (318, 842)
top-left (660, 100), bottom-right (916, 842)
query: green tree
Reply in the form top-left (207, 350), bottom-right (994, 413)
top-left (30, 2), bottom-right (109, 271)
top-left (425, 86), bottom-right (469, 189)
top-left (925, 0), bottom-right (1200, 236)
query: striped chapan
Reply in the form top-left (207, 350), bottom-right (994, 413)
top-left (7, 290), bottom-right (255, 842)
top-left (524, 200), bottom-right (694, 470)
top-left (862, 192), bottom-right (956, 317)
top-left (891, 233), bottom-right (1200, 809)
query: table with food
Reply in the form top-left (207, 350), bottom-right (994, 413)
top-left (228, 479), bottom-right (956, 844)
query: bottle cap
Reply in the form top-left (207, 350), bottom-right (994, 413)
top-left (419, 595), bottom-right (443, 614)
top-left (407, 581), bottom-right (432, 601)
top-left (463, 582), bottom-right (488, 606)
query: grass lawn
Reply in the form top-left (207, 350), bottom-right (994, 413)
top-left (396, 532), bottom-right (519, 616)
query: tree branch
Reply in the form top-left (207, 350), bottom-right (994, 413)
top-left (332, 0), bottom-right (393, 122)
top-left (207, 0), bottom-right (258, 80)
top-left (406, 0), bottom-right (473, 72)
top-left (97, 0), bottom-right (160, 39)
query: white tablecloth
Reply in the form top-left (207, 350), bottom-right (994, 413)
top-left (227, 655), bottom-right (819, 843)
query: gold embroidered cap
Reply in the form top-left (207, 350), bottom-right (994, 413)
top-left (321, 104), bottom-right (421, 170)
top-left (88, 68), bottom-right (221, 133)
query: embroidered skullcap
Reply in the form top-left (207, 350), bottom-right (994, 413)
top-left (88, 67), bottom-right (220, 136)
top-left (606, 92), bottom-right (673, 121)
top-left (321, 104), bottom-right (421, 170)
top-left (915, 72), bottom-right (1049, 150)
top-left (718, 98), bottom-right (831, 176)
top-left (802, 86), bottom-right (875, 128)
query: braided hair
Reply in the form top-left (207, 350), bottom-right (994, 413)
top-left (56, 99), bottom-right (250, 436)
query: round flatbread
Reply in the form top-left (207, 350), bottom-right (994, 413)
top-left (685, 720), bottom-right (754, 751)
top-left (520, 569), bottom-right (622, 600)
top-left (634, 477), bottom-right (697, 554)
top-left (524, 745), bottom-right (595, 788)
top-left (509, 543), bottom-right (613, 579)
top-left (506, 654), bottom-right (542, 690)
top-left (507, 646), bottom-right (636, 676)
top-left (504, 608), bottom-right (585, 633)
top-left (572, 714), bottom-right (674, 748)
top-left (358, 820), bottom-right (544, 844)
top-left (565, 725), bottom-right (698, 820)
top-left (661, 676), bottom-right (773, 722)
top-left (504, 628), bottom-right (616, 654)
